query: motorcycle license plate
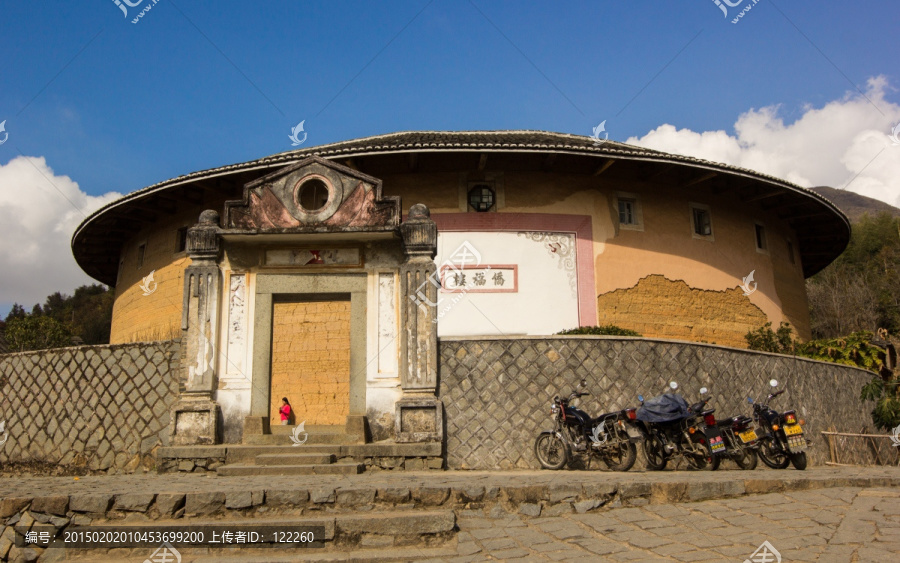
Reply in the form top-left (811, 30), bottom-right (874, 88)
top-left (704, 428), bottom-right (727, 455)
top-left (784, 424), bottom-right (803, 437)
top-left (787, 434), bottom-right (807, 451)
top-left (738, 429), bottom-right (757, 443)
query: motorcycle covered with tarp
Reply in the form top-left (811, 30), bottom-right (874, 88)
top-left (635, 382), bottom-right (727, 471)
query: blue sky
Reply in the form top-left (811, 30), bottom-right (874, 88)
top-left (0, 1), bottom-right (899, 313)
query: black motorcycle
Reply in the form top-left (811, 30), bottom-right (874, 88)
top-left (749, 379), bottom-right (808, 470)
top-left (715, 413), bottom-right (759, 470)
top-left (535, 380), bottom-right (642, 471)
top-left (636, 382), bottom-right (727, 471)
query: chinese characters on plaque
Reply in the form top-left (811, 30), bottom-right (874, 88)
top-left (440, 265), bottom-right (517, 293)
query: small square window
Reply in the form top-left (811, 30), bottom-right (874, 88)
top-left (615, 192), bottom-right (643, 231)
top-left (137, 244), bottom-right (146, 269)
top-left (755, 224), bottom-right (768, 251)
top-left (692, 207), bottom-right (712, 236)
top-left (176, 227), bottom-right (188, 253)
top-left (618, 199), bottom-right (636, 225)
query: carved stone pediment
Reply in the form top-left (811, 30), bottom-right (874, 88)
top-left (224, 156), bottom-right (399, 232)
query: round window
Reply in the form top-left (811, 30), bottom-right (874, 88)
top-left (468, 185), bottom-right (495, 212)
top-left (298, 178), bottom-right (330, 212)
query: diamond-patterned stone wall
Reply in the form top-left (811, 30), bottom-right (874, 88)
top-left (439, 337), bottom-right (876, 469)
top-left (0, 340), bottom-right (180, 473)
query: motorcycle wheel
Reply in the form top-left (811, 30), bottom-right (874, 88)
top-left (789, 452), bottom-right (808, 470)
top-left (732, 447), bottom-right (758, 470)
top-left (758, 439), bottom-right (791, 469)
top-left (687, 450), bottom-right (721, 471)
top-left (643, 433), bottom-right (667, 471)
top-left (535, 432), bottom-right (569, 470)
top-left (687, 437), bottom-right (720, 471)
top-left (602, 430), bottom-right (638, 471)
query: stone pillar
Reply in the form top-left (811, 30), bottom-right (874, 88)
top-left (170, 210), bottom-right (222, 445)
top-left (396, 204), bottom-right (443, 442)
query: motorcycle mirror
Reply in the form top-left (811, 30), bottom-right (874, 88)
top-left (638, 394), bottom-right (644, 402)
top-left (669, 381), bottom-right (678, 390)
top-left (769, 379), bottom-right (778, 388)
top-left (579, 379), bottom-right (587, 388)
top-left (747, 397), bottom-right (754, 404)
top-left (699, 387), bottom-right (708, 395)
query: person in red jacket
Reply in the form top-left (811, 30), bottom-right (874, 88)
top-left (279, 397), bottom-right (291, 425)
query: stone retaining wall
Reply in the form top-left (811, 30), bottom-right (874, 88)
top-left (0, 341), bottom-right (181, 473)
top-left (438, 336), bottom-right (877, 469)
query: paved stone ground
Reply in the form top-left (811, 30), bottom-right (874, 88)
top-left (63, 484), bottom-right (900, 562)
top-left (3, 467), bottom-right (898, 561)
top-left (1, 466), bottom-right (897, 498)
top-left (437, 486), bottom-right (900, 562)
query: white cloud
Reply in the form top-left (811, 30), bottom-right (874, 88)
top-left (626, 76), bottom-right (900, 208)
top-left (0, 156), bottom-right (121, 311)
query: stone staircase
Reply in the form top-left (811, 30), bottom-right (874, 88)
top-left (243, 424), bottom-right (363, 446)
top-left (217, 447), bottom-right (365, 476)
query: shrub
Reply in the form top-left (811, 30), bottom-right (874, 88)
top-left (557, 325), bottom-right (641, 337)
top-left (746, 322), bottom-right (897, 429)
top-left (744, 322), bottom-right (795, 354)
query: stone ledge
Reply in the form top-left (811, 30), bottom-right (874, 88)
top-left (157, 446), bottom-right (228, 459)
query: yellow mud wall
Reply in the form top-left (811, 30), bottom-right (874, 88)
top-left (270, 300), bottom-right (351, 426)
top-left (110, 216), bottom-right (194, 344)
top-left (382, 170), bottom-right (811, 344)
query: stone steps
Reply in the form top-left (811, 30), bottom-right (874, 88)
top-left (217, 462), bottom-right (365, 476)
top-left (255, 453), bottom-right (337, 465)
top-left (159, 442), bottom-right (443, 474)
top-left (244, 427), bottom-right (362, 446)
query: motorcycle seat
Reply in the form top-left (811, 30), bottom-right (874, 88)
top-left (590, 412), bottom-right (619, 424)
top-left (716, 415), bottom-right (753, 428)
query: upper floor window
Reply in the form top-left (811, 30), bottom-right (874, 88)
top-left (176, 227), bottom-right (188, 253)
top-left (468, 184), bottom-right (496, 212)
top-left (615, 191), bottom-right (643, 231)
top-left (755, 224), bottom-right (768, 252)
top-left (690, 204), bottom-right (713, 239)
top-left (619, 199), bottom-right (635, 225)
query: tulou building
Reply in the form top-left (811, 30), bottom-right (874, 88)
top-left (64, 130), bottom-right (855, 468)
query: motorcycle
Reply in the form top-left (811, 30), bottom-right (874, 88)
top-left (749, 379), bottom-right (809, 470)
top-left (713, 400), bottom-right (759, 470)
top-left (534, 380), bottom-right (642, 471)
top-left (636, 382), bottom-right (727, 471)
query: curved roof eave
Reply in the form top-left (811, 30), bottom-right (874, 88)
top-left (72, 130), bottom-right (851, 284)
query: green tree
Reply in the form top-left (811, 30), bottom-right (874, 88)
top-left (5, 315), bottom-right (73, 352)
top-left (3, 285), bottom-right (114, 346)
top-left (808, 212), bottom-right (900, 337)
top-left (5, 304), bottom-right (26, 321)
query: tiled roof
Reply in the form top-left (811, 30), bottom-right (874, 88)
top-left (72, 130), bottom-right (850, 284)
top-left (73, 130), bottom-right (846, 233)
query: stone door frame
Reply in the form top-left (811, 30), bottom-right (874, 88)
top-left (250, 273), bottom-right (367, 419)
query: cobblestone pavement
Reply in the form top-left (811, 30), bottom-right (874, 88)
top-left (431, 486), bottom-right (900, 562)
top-left (0, 466), bottom-right (897, 498)
top-left (3, 467), bottom-right (899, 561)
